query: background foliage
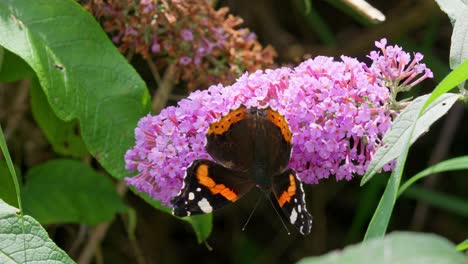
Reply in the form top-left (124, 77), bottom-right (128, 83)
top-left (0, 0), bottom-right (467, 263)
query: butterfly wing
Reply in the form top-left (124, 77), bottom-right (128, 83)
top-left (271, 168), bottom-right (313, 235)
top-left (171, 159), bottom-right (255, 217)
top-left (261, 107), bottom-right (293, 174)
top-left (205, 106), bottom-right (255, 171)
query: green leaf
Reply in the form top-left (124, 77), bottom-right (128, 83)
top-left (362, 73), bottom-right (463, 239)
top-left (422, 60), bottom-right (468, 112)
top-left (399, 156), bottom-right (468, 196)
top-left (22, 159), bottom-right (127, 225)
top-left (364, 140), bottom-right (409, 240)
top-left (0, 161), bottom-right (21, 208)
top-left (298, 232), bottom-right (467, 264)
top-left (0, 199), bottom-right (75, 264)
top-left (433, 0), bottom-right (466, 23)
top-left (450, 7), bottom-right (468, 69)
top-left (362, 96), bottom-right (458, 240)
top-left (0, 48), bottom-right (34, 82)
top-left (0, 125), bottom-right (22, 213)
top-left (30, 78), bottom-right (87, 157)
top-left (0, 0), bottom-right (151, 180)
top-left (183, 214), bottom-right (213, 244)
top-left (401, 186), bottom-right (468, 217)
top-left (456, 239), bottom-right (468, 251)
top-left (361, 93), bottom-right (459, 186)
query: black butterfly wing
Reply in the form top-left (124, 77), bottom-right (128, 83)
top-left (171, 159), bottom-right (255, 217)
top-left (261, 108), bottom-right (293, 174)
top-left (205, 106), bottom-right (255, 171)
top-left (205, 106), bottom-right (292, 174)
top-left (271, 168), bottom-right (313, 235)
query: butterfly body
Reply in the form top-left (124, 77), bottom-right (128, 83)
top-left (171, 106), bottom-right (313, 235)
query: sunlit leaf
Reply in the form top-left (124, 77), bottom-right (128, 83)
top-left (0, 199), bottom-right (75, 263)
top-left (433, 0), bottom-right (466, 23)
top-left (450, 7), bottom-right (468, 69)
top-left (298, 232), bottom-right (467, 264)
top-left (0, 0), bottom-right (151, 180)
top-left (422, 60), bottom-right (468, 112)
top-left (456, 239), bottom-right (468, 251)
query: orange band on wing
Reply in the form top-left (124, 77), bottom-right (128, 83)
top-left (207, 106), bottom-right (247, 135)
top-left (196, 164), bottom-right (239, 201)
top-left (278, 174), bottom-right (297, 207)
top-left (266, 108), bottom-right (292, 143)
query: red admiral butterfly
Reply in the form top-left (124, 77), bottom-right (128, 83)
top-left (171, 105), bottom-right (313, 235)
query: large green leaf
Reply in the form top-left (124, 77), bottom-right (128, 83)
top-left (298, 232), bottom-right (467, 264)
top-left (0, 199), bottom-right (75, 264)
top-left (30, 78), bottom-right (87, 157)
top-left (0, 0), bottom-right (151, 180)
top-left (22, 159), bottom-right (127, 225)
top-left (0, 0), bottom-right (212, 241)
top-left (361, 93), bottom-right (459, 185)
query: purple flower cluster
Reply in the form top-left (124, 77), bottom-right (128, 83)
top-left (125, 39), bottom-right (433, 205)
top-left (84, 0), bottom-right (276, 91)
top-left (368, 39), bottom-right (433, 97)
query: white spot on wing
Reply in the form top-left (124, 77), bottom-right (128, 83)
top-left (198, 198), bottom-right (213, 213)
top-left (298, 206), bottom-right (302, 213)
top-left (176, 161), bottom-right (195, 196)
top-left (188, 192), bottom-right (195, 200)
top-left (196, 188), bottom-right (201, 192)
top-left (290, 208), bottom-right (298, 224)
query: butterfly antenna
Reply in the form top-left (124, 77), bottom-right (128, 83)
top-left (268, 192), bottom-right (291, 235)
top-left (241, 194), bottom-right (263, 231)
